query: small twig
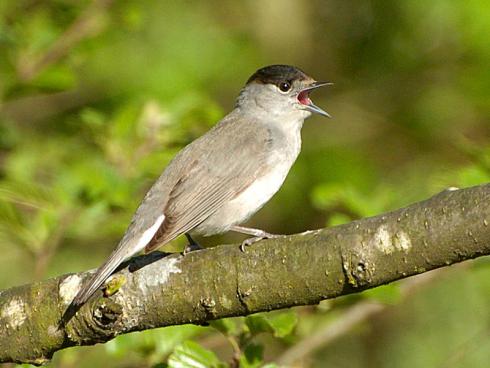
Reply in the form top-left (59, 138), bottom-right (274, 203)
top-left (0, 188), bottom-right (47, 210)
top-left (277, 268), bottom-right (448, 365)
top-left (278, 301), bottom-right (384, 365)
top-left (33, 210), bottom-right (74, 279)
top-left (227, 335), bottom-right (242, 368)
top-left (17, 0), bottom-right (114, 82)
top-left (438, 323), bottom-right (490, 368)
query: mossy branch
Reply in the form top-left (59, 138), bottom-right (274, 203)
top-left (1, 184), bottom-right (489, 365)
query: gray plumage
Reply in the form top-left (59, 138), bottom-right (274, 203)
top-left (66, 65), bottom-right (329, 319)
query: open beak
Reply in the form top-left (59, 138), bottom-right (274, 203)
top-left (297, 81), bottom-right (332, 118)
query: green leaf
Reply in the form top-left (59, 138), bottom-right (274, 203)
top-left (209, 318), bottom-right (239, 336)
top-left (457, 165), bottom-right (490, 187)
top-left (238, 343), bottom-right (263, 368)
top-left (31, 64), bottom-right (76, 90)
top-left (167, 340), bottom-right (224, 368)
top-left (245, 314), bottom-right (274, 336)
top-left (106, 325), bottom-right (205, 359)
top-left (245, 310), bottom-right (297, 338)
top-left (267, 310), bottom-right (298, 338)
top-left (327, 213), bottom-right (352, 227)
top-left (363, 284), bottom-right (402, 305)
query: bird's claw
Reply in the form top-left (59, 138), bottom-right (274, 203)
top-left (183, 241), bottom-right (204, 255)
top-left (182, 233), bottom-right (204, 255)
top-left (239, 233), bottom-right (282, 252)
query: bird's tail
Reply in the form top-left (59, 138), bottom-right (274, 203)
top-left (62, 247), bottom-right (129, 324)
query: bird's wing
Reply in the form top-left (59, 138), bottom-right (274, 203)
top-left (145, 123), bottom-right (272, 251)
top-left (66, 118), bottom-right (272, 314)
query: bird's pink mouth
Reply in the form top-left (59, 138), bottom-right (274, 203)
top-left (297, 90), bottom-right (312, 106)
top-left (296, 81), bottom-right (332, 117)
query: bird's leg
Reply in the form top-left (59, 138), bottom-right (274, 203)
top-left (183, 233), bottom-right (204, 255)
top-left (230, 225), bottom-right (282, 251)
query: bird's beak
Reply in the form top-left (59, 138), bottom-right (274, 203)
top-left (297, 81), bottom-right (332, 118)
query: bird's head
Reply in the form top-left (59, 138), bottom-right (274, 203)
top-left (237, 65), bottom-right (331, 120)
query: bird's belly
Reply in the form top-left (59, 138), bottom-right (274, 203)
top-left (193, 160), bottom-right (293, 236)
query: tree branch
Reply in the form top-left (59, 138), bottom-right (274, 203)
top-left (1, 184), bottom-right (489, 365)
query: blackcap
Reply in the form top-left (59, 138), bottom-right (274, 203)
top-left (66, 64), bottom-right (330, 319)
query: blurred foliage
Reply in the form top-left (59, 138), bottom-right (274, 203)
top-left (0, 0), bottom-right (489, 367)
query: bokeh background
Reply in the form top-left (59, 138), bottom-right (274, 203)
top-left (1, 1), bottom-right (490, 367)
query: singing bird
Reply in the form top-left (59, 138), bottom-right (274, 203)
top-left (67, 64), bottom-right (330, 318)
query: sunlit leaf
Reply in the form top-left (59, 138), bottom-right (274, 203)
top-left (209, 318), bottom-right (239, 336)
top-left (239, 343), bottom-right (263, 368)
top-left (106, 325), bottom-right (206, 360)
top-left (245, 310), bottom-right (297, 338)
top-left (167, 340), bottom-right (224, 368)
top-left (363, 284), bottom-right (402, 305)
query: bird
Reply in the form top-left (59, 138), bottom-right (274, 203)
top-left (66, 64), bottom-right (330, 319)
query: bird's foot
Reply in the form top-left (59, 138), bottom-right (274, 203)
top-left (183, 233), bottom-right (204, 255)
top-left (239, 232), bottom-right (282, 252)
top-left (183, 242), bottom-right (204, 255)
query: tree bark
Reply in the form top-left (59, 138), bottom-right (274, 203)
top-left (1, 184), bottom-right (489, 365)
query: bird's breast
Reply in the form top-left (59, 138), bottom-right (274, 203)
top-left (193, 125), bottom-right (302, 236)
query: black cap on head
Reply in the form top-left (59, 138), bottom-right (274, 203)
top-left (247, 65), bottom-right (310, 86)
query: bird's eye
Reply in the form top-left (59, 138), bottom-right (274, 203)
top-left (279, 81), bottom-right (291, 93)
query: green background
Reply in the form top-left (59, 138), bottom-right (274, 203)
top-left (1, 1), bottom-right (489, 367)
